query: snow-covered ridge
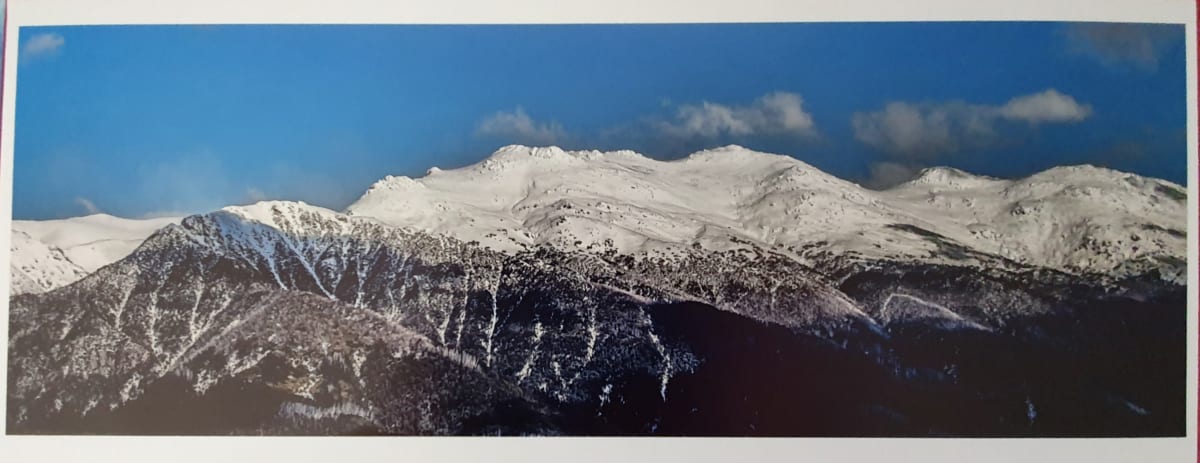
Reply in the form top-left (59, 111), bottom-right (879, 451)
top-left (11, 214), bottom-right (181, 294)
top-left (10, 145), bottom-right (1188, 293)
top-left (348, 144), bottom-right (852, 254)
top-left (348, 144), bottom-right (1187, 280)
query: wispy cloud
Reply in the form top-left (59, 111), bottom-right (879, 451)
top-left (74, 197), bottom-right (101, 215)
top-left (245, 187), bottom-right (268, 203)
top-left (476, 106), bottom-right (567, 145)
top-left (853, 89), bottom-right (1092, 188)
top-left (658, 91), bottom-right (817, 139)
top-left (1064, 23), bottom-right (1182, 71)
top-left (23, 32), bottom-right (65, 58)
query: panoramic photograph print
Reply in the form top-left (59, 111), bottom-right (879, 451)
top-left (4, 22), bottom-right (1189, 436)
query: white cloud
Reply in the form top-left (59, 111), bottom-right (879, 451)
top-left (661, 91), bottom-right (817, 139)
top-left (997, 89), bottom-right (1092, 124)
top-left (74, 197), bottom-right (101, 215)
top-left (853, 89), bottom-right (1091, 159)
top-left (476, 107), bottom-right (566, 145)
top-left (23, 32), bottom-right (64, 58)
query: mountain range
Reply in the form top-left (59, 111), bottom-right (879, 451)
top-left (6, 145), bottom-right (1189, 436)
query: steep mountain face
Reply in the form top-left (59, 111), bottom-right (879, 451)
top-left (10, 214), bottom-right (180, 294)
top-left (6, 146), bottom-right (1189, 436)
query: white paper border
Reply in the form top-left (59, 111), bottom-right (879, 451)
top-left (0, 1), bottom-right (1195, 462)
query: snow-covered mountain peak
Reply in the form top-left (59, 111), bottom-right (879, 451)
top-left (676, 146), bottom-right (837, 189)
top-left (499, 143), bottom-right (570, 157)
top-left (215, 201), bottom-right (351, 235)
top-left (1001, 165), bottom-right (1181, 202)
top-left (222, 200), bottom-right (325, 219)
top-left (682, 144), bottom-right (788, 163)
top-left (361, 175), bottom-right (427, 199)
top-left (1025, 163), bottom-right (1123, 181)
top-left (899, 166), bottom-right (1004, 191)
top-left (1005, 165), bottom-right (1119, 193)
top-left (478, 145), bottom-right (580, 170)
top-left (475, 145), bottom-right (655, 174)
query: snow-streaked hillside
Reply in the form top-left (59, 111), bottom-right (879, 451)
top-left (10, 214), bottom-right (180, 294)
top-left (347, 145), bottom-right (1187, 280)
top-left (167, 200), bottom-right (870, 330)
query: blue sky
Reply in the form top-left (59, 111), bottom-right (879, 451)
top-left (12, 22), bottom-right (1188, 219)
